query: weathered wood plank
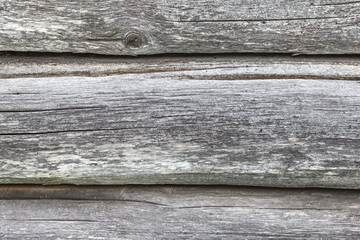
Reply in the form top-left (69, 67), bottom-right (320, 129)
top-left (1, 0), bottom-right (360, 55)
top-left (0, 186), bottom-right (359, 239)
top-left (0, 64), bottom-right (359, 187)
top-left (1, 53), bottom-right (360, 80)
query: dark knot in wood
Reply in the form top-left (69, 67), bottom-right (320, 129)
top-left (124, 32), bottom-right (143, 49)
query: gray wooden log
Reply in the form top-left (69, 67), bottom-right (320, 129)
top-left (1, 0), bottom-right (360, 55)
top-left (0, 58), bottom-right (359, 188)
top-left (0, 185), bottom-right (359, 239)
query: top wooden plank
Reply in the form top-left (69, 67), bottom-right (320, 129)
top-left (1, 0), bottom-right (360, 55)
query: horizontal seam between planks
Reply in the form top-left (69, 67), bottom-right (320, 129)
top-left (171, 16), bottom-right (349, 23)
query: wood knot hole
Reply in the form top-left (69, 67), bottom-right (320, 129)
top-left (124, 32), bottom-right (143, 49)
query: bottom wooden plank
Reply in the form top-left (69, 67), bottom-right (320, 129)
top-left (0, 186), bottom-right (359, 239)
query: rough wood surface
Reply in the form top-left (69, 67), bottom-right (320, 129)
top-left (0, 185), bottom-right (359, 239)
top-left (0, 60), bottom-right (359, 187)
top-left (1, 53), bottom-right (360, 80)
top-left (1, 0), bottom-right (360, 55)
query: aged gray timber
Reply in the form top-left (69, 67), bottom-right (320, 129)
top-left (2, 53), bottom-right (360, 80)
top-left (1, 0), bottom-right (360, 55)
top-left (0, 186), bottom-right (359, 239)
top-left (0, 66), bottom-right (359, 187)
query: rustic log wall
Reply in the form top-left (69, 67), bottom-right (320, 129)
top-left (1, 0), bottom-right (360, 236)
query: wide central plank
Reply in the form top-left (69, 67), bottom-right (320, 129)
top-left (1, 0), bottom-right (360, 55)
top-left (0, 69), bottom-right (359, 187)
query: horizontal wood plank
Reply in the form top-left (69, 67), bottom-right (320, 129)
top-left (2, 53), bottom-right (360, 80)
top-left (1, 0), bottom-right (360, 55)
top-left (0, 58), bottom-right (359, 187)
top-left (0, 185), bottom-right (359, 239)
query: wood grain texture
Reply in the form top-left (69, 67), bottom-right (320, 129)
top-left (1, 53), bottom-right (360, 80)
top-left (0, 63), bottom-right (359, 187)
top-left (1, 0), bottom-right (360, 55)
top-left (0, 185), bottom-right (359, 239)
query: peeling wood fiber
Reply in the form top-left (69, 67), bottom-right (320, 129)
top-left (0, 61), bottom-right (359, 187)
top-left (1, 0), bottom-right (360, 55)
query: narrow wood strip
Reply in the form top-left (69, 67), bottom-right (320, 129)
top-left (1, 54), bottom-right (360, 80)
top-left (1, 0), bottom-right (360, 55)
